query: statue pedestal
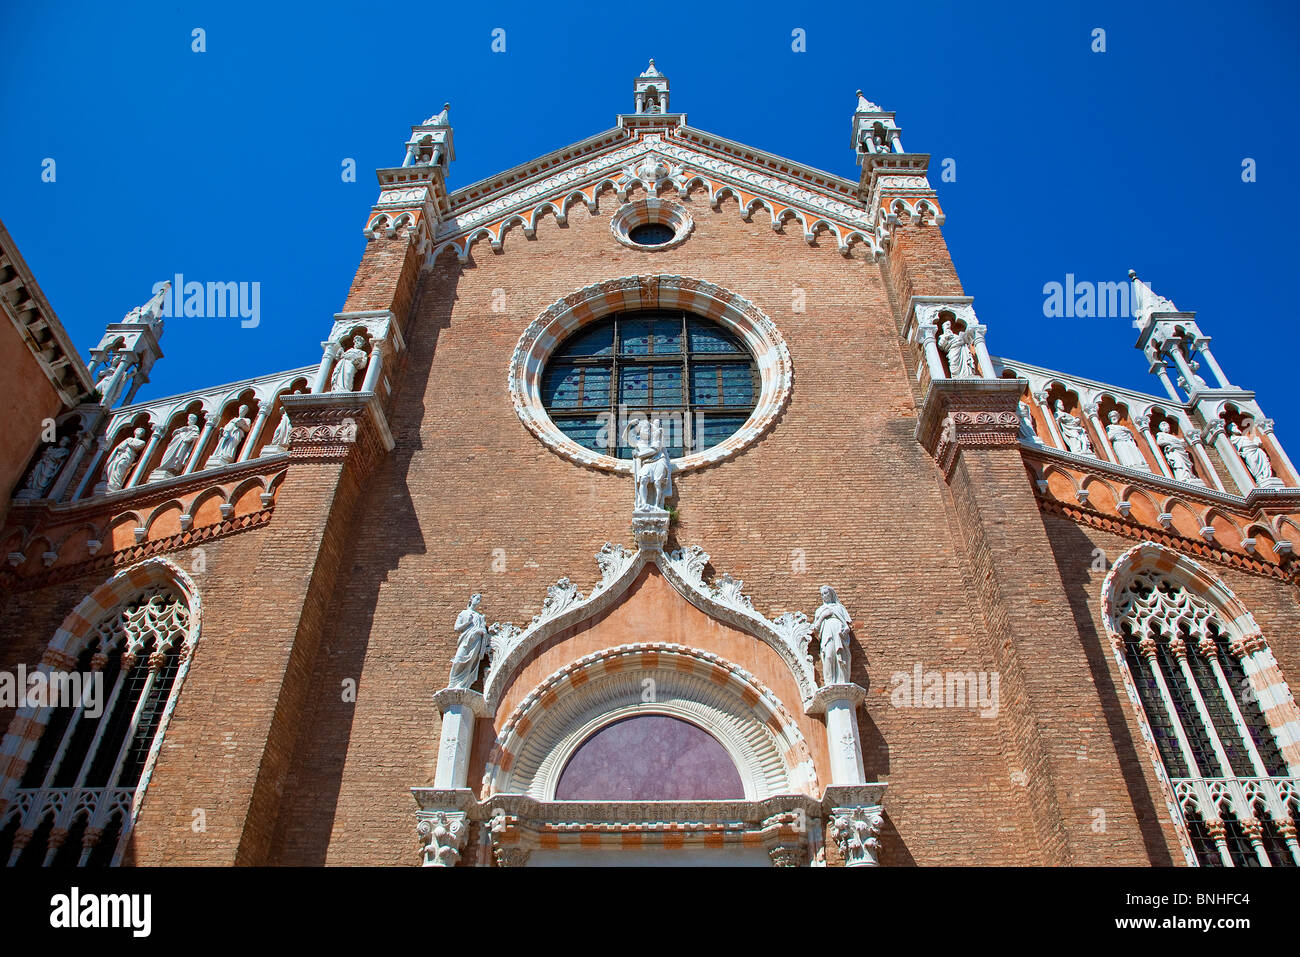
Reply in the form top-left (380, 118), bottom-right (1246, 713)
top-left (808, 683), bottom-right (868, 786)
top-left (631, 507), bottom-right (669, 550)
top-left (146, 468), bottom-right (176, 484)
top-left (432, 687), bottom-right (487, 789)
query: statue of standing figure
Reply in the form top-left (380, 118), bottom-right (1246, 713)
top-left (104, 428), bottom-right (148, 492)
top-left (1053, 400), bottom-right (1093, 456)
top-left (1106, 411), bottom-right (1148, 470)
top-left (154, 414), bottom-right (203, 477)
top-left (813, 585), bottom-right (852, 687)
top-left (206, 405), bottom-right (252, 468)
top-left (448, 594), bottom-right (488, 689)
top-left (1154, 421), bottom-right (1197, 483)
top-left (632, 418), bottom-right (674, 511)
top-left (1016, 400), bottom-right (1041, 445)
top-left (18, 436), bottom-right (73, 498)
top-left (937, 321), bottom-right (977, 379)
top-left (330, 337), bottom-right (369, 393)
top-left (1228, 421), bottom-right (1278, 486)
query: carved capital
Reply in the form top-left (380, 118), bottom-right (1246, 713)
top-left (416, 810), bottom-right (470, 867)
top-left (828, 805), bottom-right (883, 866)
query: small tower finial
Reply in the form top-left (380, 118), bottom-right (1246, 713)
top-left (631, 59), bottom-right (669, 115)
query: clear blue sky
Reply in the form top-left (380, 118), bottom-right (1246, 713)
top-left (3, 1), bottom-right (1296, 445)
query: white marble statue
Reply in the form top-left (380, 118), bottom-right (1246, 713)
top-left (1016, 401), bottom-right (1040, 445)
top-left (448, 594), bottom-right (488, 689)
top-left (20, 436), bottom-right (72, 497)
top-left (156, 414), bottom-right (202, 476)
top-left (104, 428), bottom-right (147, 492)
top-left (265, 410), bottom-right (292, 452)
top-left (938, 321), bottom-right (977, 379)
top-left (632, 418), bottom-right (674, 511)
top-left (1053, 400), bottom-right (1093, 456)
top-left (1228, 421), bottom-right (1275, 485)
top-left (206, 405), bottom-right (252, 467)
top-left (1154, 421), bottom-right (1196, 483)
top-left (813, 585), bottom-right (852, 687)
top-left (329, 337), bottom-right (369, 393)
top-left (1106, 411), bottom-right (1148, 470)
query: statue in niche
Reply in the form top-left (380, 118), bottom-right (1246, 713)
top-left (155, 414), bottom-right (202, 477)
top-left (1053, 400), bottom-right (1093, 456)
top-left (104, 428), bottom-right (148, 492)
top-left (448, 594), bottom-right (488, 689)
top-left (937, 320), bottom-right (977, 379)
top-left (266, 410), bottom-right (292, 452)
top-left (330, 336), bottom-right (369, 393)
top-left (1016, 400), bottom-right (1041, 445)
top-left (1154, 421), bottom-right (1197, 483)
top-left (1106, 411), bottom-right (1148, 470)
top-left (1228, 421), bottom-right (1276, 485)
top-left (632, 418), bottom-right (673, 511)
top-left (813, 585), bottom-right (852, 687)
top-left (207, 405), bottom-right (252, 467)
top-left (20, 436), bottom-right (72, 497)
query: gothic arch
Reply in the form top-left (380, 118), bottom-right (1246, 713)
top-left (1100, 541), bottom-right (1300, 866)
top-left (0, 557), bottom-right (202, 866)
top-left (483, 643), bottom-right (819, 801)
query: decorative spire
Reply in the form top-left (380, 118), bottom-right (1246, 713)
top-left (1128, 268), bottom-right (1180, 324)
top-left (424, 102), bottom-right (451, 127)
top-left (855, 89), bottom-right (883, 113)
top-left (631, 59), bottom-right (670, 115)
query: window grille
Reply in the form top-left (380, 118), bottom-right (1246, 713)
top-left (0, 584), bottom-right (191, 867)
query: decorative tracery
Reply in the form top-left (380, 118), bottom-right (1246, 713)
top-left (0, 566), bottom-right (197, 867)
top-left (1104, 544), bottom-right (1299, 866)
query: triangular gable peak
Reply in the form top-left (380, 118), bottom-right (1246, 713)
top-left (364, 72), bottom-right (942, 265)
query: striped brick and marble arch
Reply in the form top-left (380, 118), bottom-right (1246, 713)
top-left (483, 644), bottom-right (819, 801)
top-left (0, 557), bottom-right (202, 866)
top-left (509, 275), bottom-right (793, 476)
top-left (1100, 542), bottom-right (1300, 866)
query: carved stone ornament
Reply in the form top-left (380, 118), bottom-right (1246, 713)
top-left (416, 810), bottom-right (469, 867)
top-left (829, 804), bottom-right (884, 866)
top-left (473, 532), bottom-right (824, 711)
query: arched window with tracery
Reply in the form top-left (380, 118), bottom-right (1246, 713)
top-left (0, 559), bottom-right (199, 867)
top-left (1103, 543), bottom-right (1299, 866)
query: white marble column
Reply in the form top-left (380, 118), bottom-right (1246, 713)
top-left (915, 324), bottom-right (946, 384)
top-left (1033, 390), bottom-right (1067, 450)
top-left (432, 688), bottom-right (486, 790)
top-left (811, 683), bottom-right (868, 786)
top-left (124, 426), bottom-right (162, 490)
top-left (1186, 429), bottom-right (1225, 492)
top-left (313, 341), bottom-right (341, 394)
top-left (183, 419), bottom-right (218, 475)
top-left (360, 337), bottom-right (386, 394)
top-left (237, 402), bottom-right (270, 463)
top-left (1256, 420), bottom-right (1300, 487)
top-left (1205, 422), bottom-right (1254, 495)
top-left (1085, 402), bottom-right (1117, 463)
top-left (969, 325), bottom-right (996, 378)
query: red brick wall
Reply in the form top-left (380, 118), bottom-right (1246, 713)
top-left (266, 189), bottom-right (1056, 865)
top-left (0, 322), bottom-right (66, 511)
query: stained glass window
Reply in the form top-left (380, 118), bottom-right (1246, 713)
top-left (542, 312), bottom-right (759, 460)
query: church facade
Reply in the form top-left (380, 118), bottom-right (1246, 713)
top-left (2, 63), bottom-right (1298, 867)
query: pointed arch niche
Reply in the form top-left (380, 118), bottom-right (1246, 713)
top-left (0, 557), bottom-right (202, 867)
top-left (1101, 542), bottom-right (1300, 866)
